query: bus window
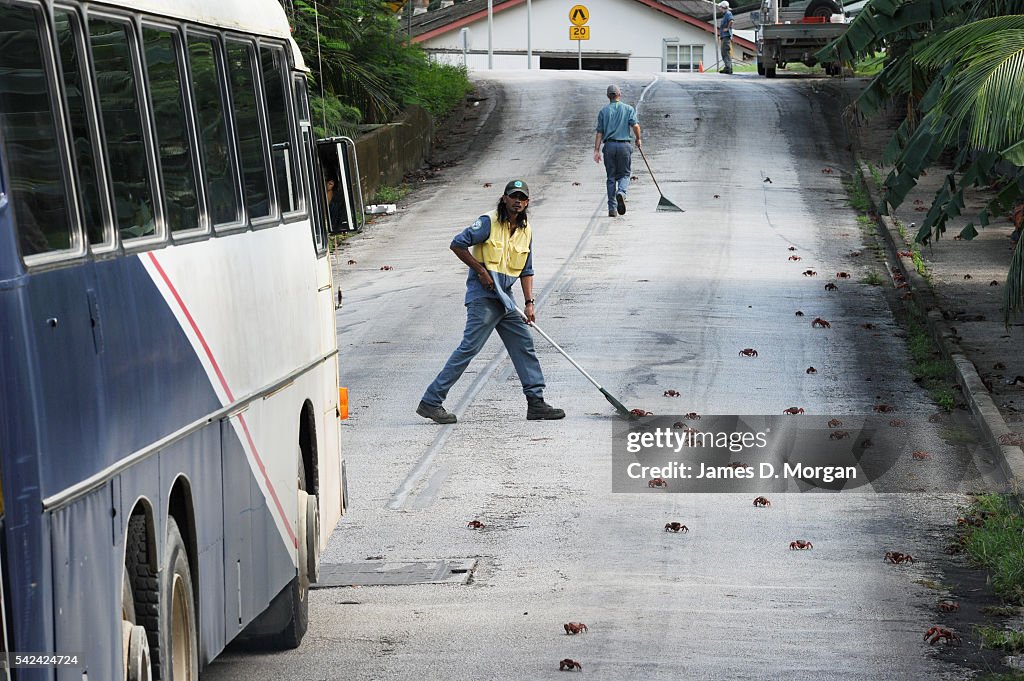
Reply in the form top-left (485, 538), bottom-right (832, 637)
top-left (54, 9), bottom-right (108, 249)
top-left (142, 26), bottom-right (201, 234)
top-left (187, 36), bottom-right (239, 227)
top-left (261, 45), bottom-right (300, 216)
top-left (89, 18), bottom-right (157, 243)
top-left (225, 39), bottom-right (271, 222)
top-left (0, 3), bottom-right (76, 257)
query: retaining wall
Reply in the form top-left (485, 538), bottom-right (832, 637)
top-left (353, 105), bottom-right (433, 204)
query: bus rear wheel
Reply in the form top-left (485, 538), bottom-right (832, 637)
top-left (162, 517), bottom-right (198, 681)
top-left (122, 569), bottom-right (153, 681)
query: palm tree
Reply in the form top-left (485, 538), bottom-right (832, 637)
top-left (823, 0), bottom-right (1024, 319)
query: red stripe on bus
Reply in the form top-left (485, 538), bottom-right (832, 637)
top-left (147, 252), bottom-right (298, 549)
top-left (146, 252), bottom-right (235, 402)
top-left (238, 413), bottom-right (299, 548)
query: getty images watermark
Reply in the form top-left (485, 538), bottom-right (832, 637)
top-left (612, 414), bottom-right (1002, 493)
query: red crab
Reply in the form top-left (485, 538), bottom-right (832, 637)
top-left (347, 259), bottom-right (357, 264)
top-left (937, 600), bottom-right (960, 613)
top-left (924, 627), bottom-right (960, 645)
top-left (795, 310), bottom-right (805, 316)
top-left (564, 622), bottom-right (588, 635)
top-left (380, 265), bottom-right (394, 271)
top-left (888, 419), bottom-right (906, 427)
top-left (467, 520), bottom-right (485, 529)
top-left (630, 409), bottom-right (652, 417)
top-left (827, 418), bottom-right (843, 428)
top-left (752, 496), bottom-right (771, 507)
top-left (788, 246), bottom-right (797, 251)
top-left (572, 182), bottom-right (581, 186)
top-left (991, 280), bottom-right (1000, 287)
top-left (898, 250), bottom-right (913, 257)
top-left (872, 404), bottom-right (895, 413)
top-left (862, 323), bottom-right (876, 330)
top-left (812, 318), bottom-right (831, 328)
top-left (836, 272), bottom-right (851, 279)
top-left (829, 430), bottom-right (850, 440)
top-left (822, 167), bottom-right (834, 174)
top-left (684, 412), bottom-right (701, 420)
top-left (963, 274), bottom-right (972, 280)
top-left (783, 407), bottom-right (805, 415)
top-left (825, 282), bottom-right (838, 291)
top-left (912, 451), bottom-right (931, 460)
top-left (806, 367), bottom-right (817, 374)
top-left (739, 348), bottom-right (759, 357)
top-left (483, 182), bottom-right (493, 188)
top-left (789, 540), bottom-right (813, 550)
top-left (664, 522), bottom-right (689, 533)
top-left (559, 658), bottom-right (583, 671)
top-left (850, 250), bottom-right (862, 257)
top-left (648, 477), bottom-right (669, 488)
top-left (789, 255), bottom-right (802, 261)
top-left (663, 390), bottom-right (680, 397)
top-left (884, 551), bottom-right (915, 564)
top-left (803, 270), bottom-right (818, 277)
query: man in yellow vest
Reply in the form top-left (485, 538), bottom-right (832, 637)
top-left (417, 180), bottom-right (565, 423)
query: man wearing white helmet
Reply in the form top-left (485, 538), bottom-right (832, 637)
top-left (718, 0), bottom-right (734, 74)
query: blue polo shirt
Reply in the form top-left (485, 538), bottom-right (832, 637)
top-left (719, 10), bottom-right (734, 39)
top-left (595, 101), bottom-right (638, 143)
top-left (452, 214), bottom-right (534, 307)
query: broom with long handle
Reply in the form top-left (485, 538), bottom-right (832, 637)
top-left (514, 305), bottom-right (632, 417)
top-left (638, 146), bottom-right (684, 212)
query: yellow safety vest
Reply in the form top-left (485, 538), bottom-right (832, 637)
top-left (471, 210), bottom-right (532, 277)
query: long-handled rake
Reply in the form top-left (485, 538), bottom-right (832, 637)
top-left (638, 146), bottom-right (684, 212)
top-left (514, 305), bottom-right (632, 418)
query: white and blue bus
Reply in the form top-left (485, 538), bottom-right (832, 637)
top-left (0, 0), bottom-right (346, 678)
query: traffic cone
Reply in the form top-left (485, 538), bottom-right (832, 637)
top-left (698, 61), bottom-right (704, 72)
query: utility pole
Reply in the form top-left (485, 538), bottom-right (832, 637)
top-left (487, 0), bottom-right (494, 68)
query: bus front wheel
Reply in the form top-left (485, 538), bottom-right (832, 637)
top-left (162, 517), bottom-right (198, 681)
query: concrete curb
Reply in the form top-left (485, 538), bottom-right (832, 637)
top-left (855, 162), bottom-right (1024, 490)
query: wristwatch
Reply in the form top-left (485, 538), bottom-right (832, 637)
top-left (525, 299), bottom-right (536, 305)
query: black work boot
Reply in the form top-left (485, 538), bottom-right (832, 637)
top-left (527, 396), bottom-right (565, 420)
top-left (416, 400), bottom-right (457, 424)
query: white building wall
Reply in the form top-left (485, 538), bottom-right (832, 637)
top-left (420, 0), bottom-right (721, 71)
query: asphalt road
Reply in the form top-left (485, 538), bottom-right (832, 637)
top-left (202, 71), bottom-right (998, 680)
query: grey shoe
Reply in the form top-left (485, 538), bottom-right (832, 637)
top-left (527, 397), bottom-right (566, 420)
top-left (417, 400), bottom-right (457, 424)
top-left (616, 192), bottom-right (627, 215)
top-left (608, 209), bottom-right (617, 217)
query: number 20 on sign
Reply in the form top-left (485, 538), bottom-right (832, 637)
top-left (570, 25), bottom-right (590, 40)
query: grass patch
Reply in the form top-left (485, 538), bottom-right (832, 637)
top-left (983, 605), bottom-right (1020, 617)
top-left (845, 179), bottom-right (873, 213)
top-left (862, 272), bottom-right (885, 286)
top-left (868, 163), bottom-right (885, 192)
top-left (976, 625), bottom-right (1024, 653)
top-left (961, 494), bottom-right (1024, 604)
top-left (373, 184), bottom-right (409, 204)
top-left (905, 314), bottom-right (957, 409)
top-left (975, 674), bottom-right (1024, 681)
top-left (854, 52), bottom-right (886, 77)
top-left (940, 427), bottom-right (978, 445)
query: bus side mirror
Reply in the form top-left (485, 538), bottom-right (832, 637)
top-left (316, 137), bottom-right (365, 234)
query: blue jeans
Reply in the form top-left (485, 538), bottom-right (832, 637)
top-left (603, 141), bottom-right (632, 212)
top-left (422, 298), bottom-right (546, 406)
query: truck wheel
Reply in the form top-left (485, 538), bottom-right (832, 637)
top-left (804, 0), bottom-right (841, 17)
top-left (757, 61), bottom-right (766, 76)
top-left (162, 517), bottom-right (198, 681)
top-left (765, 66), bottom-right (777, 78)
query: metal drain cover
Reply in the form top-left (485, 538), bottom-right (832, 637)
top-left (312, 558), bottom-right (477, 588)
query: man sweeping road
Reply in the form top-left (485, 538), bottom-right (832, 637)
top-left (416, 180), bottom-right (566, 424)
top-left (594, 85), bottom-right (642, 218)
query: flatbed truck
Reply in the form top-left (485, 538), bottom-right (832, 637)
top-left (755, 0), bottom-right (849, 77)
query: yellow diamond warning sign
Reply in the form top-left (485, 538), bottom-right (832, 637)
top-left (569, 4), bottom-right (589, 25)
